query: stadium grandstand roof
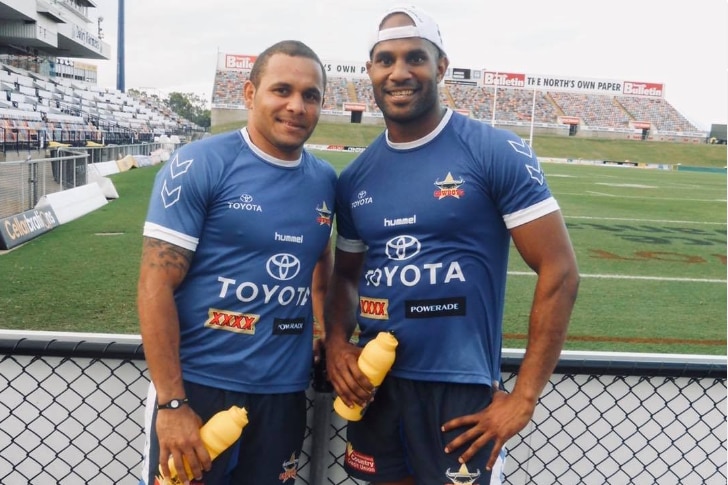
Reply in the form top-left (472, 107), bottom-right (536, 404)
top-left (0, 0), bottom-right (110, 60)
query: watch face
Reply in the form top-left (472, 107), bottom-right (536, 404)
top-left (170, 400), bottom-right (181, 409)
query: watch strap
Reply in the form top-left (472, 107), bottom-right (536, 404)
top-left (157, 397), bottom-right (189, 410)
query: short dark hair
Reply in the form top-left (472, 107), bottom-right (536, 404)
top-left (249, 40), bottom-right (327, 90)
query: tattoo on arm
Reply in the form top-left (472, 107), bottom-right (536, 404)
top-left (142, 237), bottom-right (194, 275)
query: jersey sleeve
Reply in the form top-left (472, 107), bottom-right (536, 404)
top-left (333, 165), bottom-right (367, 253)
top-left (484, 128), bottom-right (560, 229)
top-left (143, 143), bottom-right (219, 251)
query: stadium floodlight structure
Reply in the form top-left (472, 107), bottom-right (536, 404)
top-left (117, 0), bottom-right (125, 92)
top-left (491, 71), bottom-right (497, 128)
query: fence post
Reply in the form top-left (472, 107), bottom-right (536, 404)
top-left (309, 349), bottom-right (334, 484)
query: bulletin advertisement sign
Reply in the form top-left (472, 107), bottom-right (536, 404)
top-left (219, 54), bottom-right (257, 71)
top-left (481, 70), bottom-right (664, 98)
top-left (213, 52), bottom-right (665, 98)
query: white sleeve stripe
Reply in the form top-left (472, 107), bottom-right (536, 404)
top-left (143, 222), bottom-right (199, 251)
top-left (336, 234), bottom-right (368, 253)
top-left (503, 197), bottom-right (560, 229)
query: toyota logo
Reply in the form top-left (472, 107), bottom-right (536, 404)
top-left (266, 253), bottom-right (301, 281)
top-left (385, 235), bottom-right (421, 261)
top-left (240, 193), bottom-right (254, 203)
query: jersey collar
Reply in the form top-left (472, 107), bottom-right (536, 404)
top-left (385, 108), bottom-right (453, 151)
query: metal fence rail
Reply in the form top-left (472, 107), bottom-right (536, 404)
top-left (0, 331), bottom-right (725, 485)
top-left (0, 142), bottom-right (176, 219)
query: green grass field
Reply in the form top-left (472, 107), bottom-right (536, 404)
top-left (0, 132), bottom-right (725, 356)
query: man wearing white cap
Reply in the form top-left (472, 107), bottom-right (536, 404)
top-left (324, 4), bottom-right (579, 485)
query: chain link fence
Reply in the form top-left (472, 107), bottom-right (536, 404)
top-left (0, 331), bottom-right (725, 484)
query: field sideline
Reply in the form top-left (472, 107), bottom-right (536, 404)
top-left (0, 140), bottom-right (725, 356)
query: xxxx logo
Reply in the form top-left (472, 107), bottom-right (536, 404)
top-left (205, 308), bottom-right (260, 334)
top-left (360, 297), bottom-right (389, 320)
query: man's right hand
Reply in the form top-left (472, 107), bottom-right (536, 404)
top-left (156, 406), bottom-right (208, 483)
top-left (325, 337), bottom-right (372, 408)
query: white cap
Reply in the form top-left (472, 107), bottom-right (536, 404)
top-left (369, 5), bottom-right (446, 57)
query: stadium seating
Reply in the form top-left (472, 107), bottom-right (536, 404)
top-left (0, 61), bottom-right (203, 152)
top-left (209, 68), bottom-right (702, 138)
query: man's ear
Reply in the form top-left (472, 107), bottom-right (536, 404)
top-left (243, 80), bottom-right (255, 109)
top-left (436, 56), bottom-right (449, 84)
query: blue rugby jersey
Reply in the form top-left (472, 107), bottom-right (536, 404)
top-left (143, 128), bottom-right (336, 393)
top-left (335, 110), bottom-right (559, 386)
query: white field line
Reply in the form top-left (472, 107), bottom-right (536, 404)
top-left (561, 191), bottom-right (726, 203)
top-left (584, 191), bottom-right (616, 197)
top-left (508, 271), bottom-right (726, 284)
top-left (564, 215), bottom-right (727, 225)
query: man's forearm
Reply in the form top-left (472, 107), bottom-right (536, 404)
top-left (324, 277), bottom-right (360, 343)
top-left (511, 266), bottom-right (579, 405)
top-left (139, 293), bottom-right (186, 403)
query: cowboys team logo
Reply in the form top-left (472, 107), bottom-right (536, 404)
top-left (316, 201), bottom-right (332, 226)
top-left (278, 453), bottom-right (299, 482)
top-left (445, 463), bottom-right (481, 484)
top-left (434, 172), bottom-right (465, 199)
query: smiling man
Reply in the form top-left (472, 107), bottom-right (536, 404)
top-left (137, 40), bottom-right (336, 485)
top-left (324, 6), bottom-right (580, 485)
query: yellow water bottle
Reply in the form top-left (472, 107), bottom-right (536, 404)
top-left (159, 405), bottom-right (249, 485)
top-left (334, 331), bottom-right (398, 421)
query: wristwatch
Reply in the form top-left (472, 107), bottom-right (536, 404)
top-left (157, 398), bottom-right (189, 410)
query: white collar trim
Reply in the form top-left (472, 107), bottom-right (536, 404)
top-left (241, 127), bottom-right (302, 167)
top-left (386, 108), bottom-right (453, 150)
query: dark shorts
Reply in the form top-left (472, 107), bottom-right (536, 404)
top-left (140, 381), bottom-right (306, 485)
top-left (343, 376), bottom-right (494, 485)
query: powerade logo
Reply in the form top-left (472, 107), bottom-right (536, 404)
top-left (405, 297), bottom-right (466, 319)
top-left (273, 318), bottom-right (305, 335)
